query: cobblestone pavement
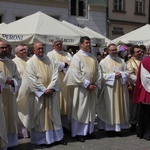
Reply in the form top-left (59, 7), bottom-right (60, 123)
top-left (11, 129), bottom-right (150, 150)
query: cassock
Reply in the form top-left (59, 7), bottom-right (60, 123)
top-left (132, 56), bottom-right (150, 140)
top-left (62, 50), bottom-right (101, 137)
top-left (0, 57), bottom-right (21, 147)
top-left (96, 55), bottom-right (129, 132)
top-left (17, 54), bottom-right (63, 145)
top-left (132, 56), bottom-right (150, 104)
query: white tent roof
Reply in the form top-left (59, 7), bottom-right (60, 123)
top-left (83, 27), bottom-right (111, 45)
top-left (62, 20), bottom-right (105, 45)
top-left (111, 24), bottom-right (150, 46)
top-left (0, 11), bottom-right (80, 45)
top-left (62, 20), bottom-right (92, 37)
top-left (0, 22), bottom-right (7, 28)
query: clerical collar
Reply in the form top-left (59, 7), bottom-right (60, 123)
top-left (80, 50), bottom-right (90, 56)
top-left (33, 54), bottom-right (45, 60)
top-left (107, 54), bottom-right (117, 60)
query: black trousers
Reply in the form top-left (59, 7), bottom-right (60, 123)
top-left (137, 103), bottom-right (150, 139)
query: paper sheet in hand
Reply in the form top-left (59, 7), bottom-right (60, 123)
top-left (113, 66), bottom-right (120, 72)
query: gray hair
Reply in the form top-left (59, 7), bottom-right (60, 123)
top-left (15, 45), bottom-right (23, 54)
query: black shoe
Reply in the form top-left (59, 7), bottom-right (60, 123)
top-left (106, 131), bottom-right (115, 137)
top-left (87, 133), bottom-right (100, 139)
top-left (76, 135), bottom-right (85, 142)
top-left (7, 148), bottom-right (13, 150)
top-left (63, 127), bottom-right (71, 134)
top-left (98, 129), bottom-right (104, 131)
top-left (59, 139), bottom-right (67, 145)
top-left (115, 132), bottom-right (122, 137)
top-left (144, 137), bottom-right (150, 141)
top-left (130, 124), bottom-right (137, 133)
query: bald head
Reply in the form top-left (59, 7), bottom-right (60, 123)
top-left (33, 42), bottom-right (42, 49)
top-left (33, 42), bottom-right (44, 58)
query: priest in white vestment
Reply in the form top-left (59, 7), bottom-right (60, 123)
top-left (0, 41), bottom-right (21, 148)
top-left (13, 45), bottom-right (29, 79)
top-left (13, 45), bottom-right (30, 138)
top-left (17, 42), bottom-right (67, 145)
top-left (62, 36), bottom-right (101, 142)
top-left (96, 43), bottom-right (130, 137)
top-left (47, 38), bottom-right (72, 130)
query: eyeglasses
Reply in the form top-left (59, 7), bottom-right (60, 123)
top-left (0, 47), bottom-right (7, 49)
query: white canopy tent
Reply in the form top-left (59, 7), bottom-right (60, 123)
top-left (83, 27), bottom-right (111, 45)
top-left (111, 24), bottom-right (150, 46)
top-left (0, 11), bottom-right (80, 45)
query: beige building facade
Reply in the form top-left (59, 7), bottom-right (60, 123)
top-left (108, 0), bottom-right (150, 40)
top-left (0, 0), bottom-right (108, 37)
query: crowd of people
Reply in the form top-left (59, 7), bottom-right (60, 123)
top-left (0, 36), bottom-right (150, 150)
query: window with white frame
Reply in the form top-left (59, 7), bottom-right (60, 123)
top-left (135, 0), bottom-right (144, 14)
top-left (114, 0), bottom-right (124, 11)
top-left (70, 0), bottom-right (87, 17)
